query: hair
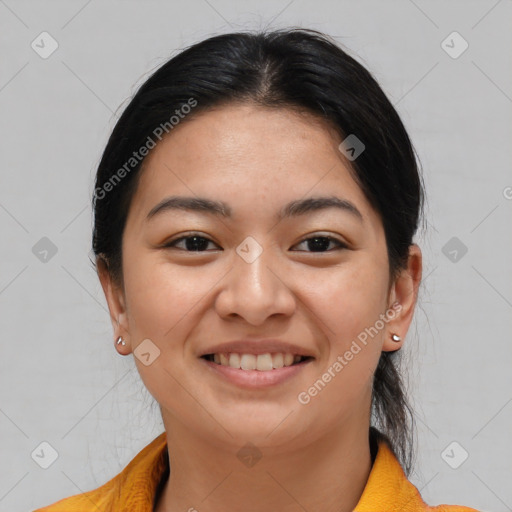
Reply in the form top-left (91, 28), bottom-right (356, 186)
top-left (91, 27), bottom-right (424, 475)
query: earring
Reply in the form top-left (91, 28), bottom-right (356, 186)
top-left (391, 334), bottom-right (401, 342)
top-left (116, 336), bottom-right (126, 346)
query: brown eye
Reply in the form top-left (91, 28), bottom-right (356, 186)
top-left (164, 235), bottom-right (220, 252)
top-left (292, 236), bottom-right (347, 253)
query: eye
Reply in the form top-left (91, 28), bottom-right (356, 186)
top-left (163, 234), bottom-right (220, 252)
top-left (291, 235), bottom-right (348, 253)
top-left (163, 233), bottom-right (348, 253)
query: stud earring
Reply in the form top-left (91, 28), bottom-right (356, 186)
top-left (391, 334), bottom-right (401, 342)
top-left (116, 336), bottom-right (126, 346)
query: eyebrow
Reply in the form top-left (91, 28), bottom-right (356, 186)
top-left (146, 195), bottom-right (364, 223)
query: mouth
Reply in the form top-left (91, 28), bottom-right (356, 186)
top-left (200, 352), bottom-right (315, 389)
top-left (200, 352), bottom-right (314, 371)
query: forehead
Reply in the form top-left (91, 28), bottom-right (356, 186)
top-left (126, 103), bottom-right (378, 227)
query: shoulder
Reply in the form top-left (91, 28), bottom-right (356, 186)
top-left (428, 506), bottom-right (480, 512)
top-left (31, 476), bottom-right (118, 511)
top-left (32, 432), bottom-right (168, 512)
top-left (357, 430), bottom-right (480, 512)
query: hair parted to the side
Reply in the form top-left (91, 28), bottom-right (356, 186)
top-left (91, 27), bottom-right (424, 476)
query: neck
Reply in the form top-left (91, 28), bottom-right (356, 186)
top-left (154, 416), bottom-right (374, 512)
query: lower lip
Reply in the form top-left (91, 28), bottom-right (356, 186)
top-left (200, 358), bottom-right (313, 389)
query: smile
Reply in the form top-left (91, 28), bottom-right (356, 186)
top-left (200, 353), bottom-right (314, 389)
top-left (201, 352), bottom-right (312, 370)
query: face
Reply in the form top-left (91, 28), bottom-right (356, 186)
top-left (99, 103), bottom-right (421, 452)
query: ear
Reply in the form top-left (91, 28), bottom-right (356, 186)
top-left (382, 244), bottom-right (422, 352)
top-left (96, 256), bottom-right (131, 355)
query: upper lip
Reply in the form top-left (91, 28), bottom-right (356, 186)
top-left (198, 339), bottom-right (315, 358)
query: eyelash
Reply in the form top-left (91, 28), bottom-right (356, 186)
top-left (163, 233), bottom-right (348, 253)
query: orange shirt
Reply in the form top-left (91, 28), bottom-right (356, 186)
top-left (33, 432), bottom-right (478, 511)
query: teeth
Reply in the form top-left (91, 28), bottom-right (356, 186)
top-left (209, 352), bottom-right (305, 371)
top-left (256, 353), bottom-right (273, 371)
top-left (272, 353), bottom-right (284, 368)
top-left (284, 353), bottom-right (294, 366)
top-left (228, 353), bottom-right (241, 368)
top-left (240, 354), bottom-right (257, 370)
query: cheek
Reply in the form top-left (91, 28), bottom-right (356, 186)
top-left (121, 254), bottom-right (209, 401)
top-left (311, 256), bottom-right (389, 371)
top-left (123, 251), bottom-right (211, 337)
top-left (320, 256), bottom-right (388, 327)
top-left (298, 264), bottom-right (387, 415)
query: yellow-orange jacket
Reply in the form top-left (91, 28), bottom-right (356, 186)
top-left (33, 432), bottom-right (479, 511)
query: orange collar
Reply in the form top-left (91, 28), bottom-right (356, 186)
top-left (34, 432), bottom-right (477, 511)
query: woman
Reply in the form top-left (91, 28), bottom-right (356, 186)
top-left (34, 28), bottom-right (478, 512)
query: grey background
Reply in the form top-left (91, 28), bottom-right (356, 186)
top-left (1, 1), bottom-right (511, 511)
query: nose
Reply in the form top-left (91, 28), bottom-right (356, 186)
top-left (214, 241), bottom-right (296, 326)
